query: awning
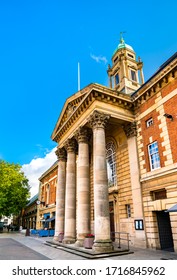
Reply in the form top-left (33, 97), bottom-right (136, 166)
top-left (45, 217), bottom-right (55, 222)
top-left (166, 204), bottom-right (177, 212)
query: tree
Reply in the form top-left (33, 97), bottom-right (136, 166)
top-left (0, 160), bottom-right (30, 217)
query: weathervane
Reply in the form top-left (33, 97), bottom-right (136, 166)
top-left (120, 31), bottom-right (126, 43)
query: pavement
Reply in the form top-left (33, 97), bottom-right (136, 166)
top-left (1, 229), bottom-right (177, 260)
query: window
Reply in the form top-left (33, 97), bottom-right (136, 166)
top-left (126, 204), bottom-right (131, 218)
top-left (46, 184), bottom-right (50, 205)
top-left (146, 117), bottom-right (153, 127)
top-left (148, 141), bottom-right (161, 170)
top-left (106, 141), bottom-right (117, 187)
top-left (115, 74), bottom-right (119, 85)
top-left (113, 56), bottom-right (118, 63)
top-left (128, 53), bottom-right (134, 59)
top-left (152, 189), bottom-right (167, 200)
top-left (121, 87), bottom-right (126, 93)
top-left (130, 69), bottom-right (137, 81)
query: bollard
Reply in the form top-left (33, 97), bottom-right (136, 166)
top-left (25, 228), bottom-right (30, 236)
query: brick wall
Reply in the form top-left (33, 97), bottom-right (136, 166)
top-left (137, 77), bottom-right (177, 174)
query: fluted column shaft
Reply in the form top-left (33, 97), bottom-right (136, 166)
top-left (63, 139), bottom-right (77, 244)
top-left (89, 111), bottom-right (114, 252)
top-left (54, 147), bottom-right (66, 241)
top-left (75, 127), bottom-right (90, 247)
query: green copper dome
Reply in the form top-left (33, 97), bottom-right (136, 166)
top-left (113, 35), bottom-right (134, 55)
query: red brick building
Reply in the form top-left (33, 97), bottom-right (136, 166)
top-left (36, 161), bottom-right (58, 230)
top-left (134, 53), bottom-right (177, 251)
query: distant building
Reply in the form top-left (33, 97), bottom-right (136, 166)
top-left (0, 216), bottom-right (13, 227)
top-left (36, 161), bottom-right (58, 230)
top-left (22, 194), bottom-right (38, 229)
top-left (50, 36), bottom-right (177, 253)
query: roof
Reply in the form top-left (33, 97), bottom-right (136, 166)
top-left (26, 193), bottom-right (38, 206)
top-left (132, 52), bottom-right (177, 97)
top-left (38, 160), bottom-right (58, 181)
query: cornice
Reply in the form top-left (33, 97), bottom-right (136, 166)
top-left (132, 57), bottom-right (177, 108)
top-left (38, 160), bottom-right (58, 181)
top-left (140, 163), bottom-right (177, 183)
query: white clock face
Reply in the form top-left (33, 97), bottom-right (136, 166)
top-left (36, 200), bottom-right (41, 205)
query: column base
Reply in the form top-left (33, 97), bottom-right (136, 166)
top-left (74, 239), bottom-right (84, 247)
top-left (92, 239), bottom-right (114, 253)
top-left (62, 237), bottom-right (76, 244)
top-left (53, 235), bottom-right (59, 242)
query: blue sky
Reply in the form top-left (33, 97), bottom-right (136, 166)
top-left (0, 0), bottom-right (177, 196)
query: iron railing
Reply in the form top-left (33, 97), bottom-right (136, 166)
top-left (111, 231), bottom-right (130, 250)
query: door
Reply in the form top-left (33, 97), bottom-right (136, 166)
top-left (156, 211), bottom-right (174, 251)
top-left (109, 201), bottom-right (115, 241)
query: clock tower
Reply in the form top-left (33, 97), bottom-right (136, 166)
top-left (107, 34), bottom-right (144, 94)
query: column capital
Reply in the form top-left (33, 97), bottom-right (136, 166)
top-left (75, 127), bottom-right (89, 143)
top-left (88, 110), bottom-right (110, 130)
top-left (64, 138), bottom-right (77, 153)
top-left (123, 122), bottom-right (137, 138)
top-left (55, 147), bottom-right (67, 161)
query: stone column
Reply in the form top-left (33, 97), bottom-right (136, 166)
top-left (140, 68), bottom-right (145, 84)
top-left (123, 122), bottom-right (146, 248)
top-left (89, 111), bottom-right (114, 252)
top-left (75, 127), bottom-right (90, 247)
top-left (62, 138), bottom-right (77, 244)
top-left (53, 147), bottom-right (66, 241)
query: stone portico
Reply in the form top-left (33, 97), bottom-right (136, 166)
top-left (52, 83), bottom-right (146, 252)
top-left (47, 38), bottom-right (177, 253)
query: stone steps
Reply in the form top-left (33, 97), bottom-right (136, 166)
top-left (45, 241), bottom-right (134, 259)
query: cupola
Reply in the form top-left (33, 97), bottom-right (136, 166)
top-left (107, 33), bottom-right (144, 94)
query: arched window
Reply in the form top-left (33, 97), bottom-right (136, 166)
top-left (106, 141), bottom-right (117, 187)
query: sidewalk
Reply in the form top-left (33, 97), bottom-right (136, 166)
top-left (1, 230), bottom-right (177, 260)
top-left (0, 231), bottom-right (84, 260)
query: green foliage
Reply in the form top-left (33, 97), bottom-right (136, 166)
top-left (0, 160), bottom-right (30, 216)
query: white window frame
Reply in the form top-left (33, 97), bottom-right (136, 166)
top-left (146, 117), bottom-right (153, 127)
top-left (106, 141), bottom-right (117, 188)
top-left (148, 141), bottom-right (161, 170)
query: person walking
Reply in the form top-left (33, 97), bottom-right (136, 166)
top-left (7, 225), bottom-right (10, 232)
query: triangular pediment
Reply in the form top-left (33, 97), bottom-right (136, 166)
top-left (51, 83), bottom-right (93, 140)
top-left (51, 82), bottom-right (134, 143)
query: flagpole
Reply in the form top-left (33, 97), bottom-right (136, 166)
top-left (78, 62), bottom-right (80, 91)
